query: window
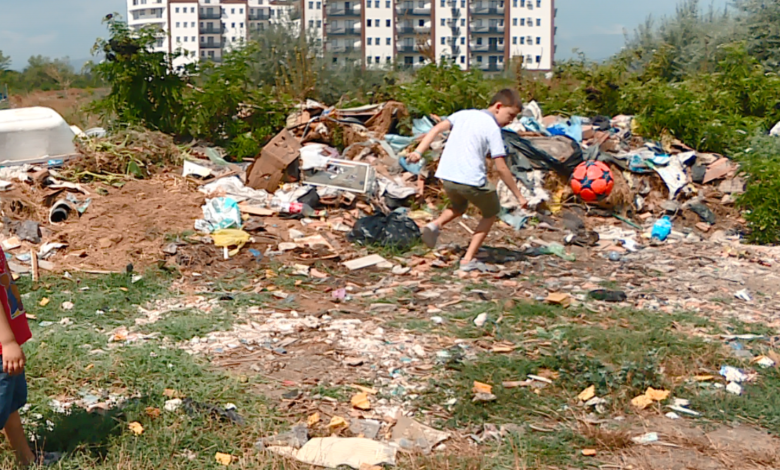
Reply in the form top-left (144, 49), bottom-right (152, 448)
top-left (200, 22), bottom-right (204, 28)
top-left (386, 19), bottom-right (391, 26)
top-left (240, 22), bottom-right (244, 27)
top-left (192, 36), bottom-right (195, 41)
top-left (376, 18), bottom-right (380, 26)
top-left (441, 19), bottom-right (445, 26)
top-left (240, 8), bottom-right (244, 13)
top-left (376, 37), bottom-right (380, 44)
top-left (461, 0), bottom-right (466, 7)
top-left (512, 36), bottom-right (517, 44)
top-left (460, 37), bottom-right (465, 44)
top-left (368, 56), bottom-right (373, 63)
top-left (513, 18), bottom-right (517, 26)
top-left (386, 0), bottom-right (391, 6)
top-left (461, 18), bottom-right (465, 26)
top-left (317, 20), bottom-right (322, 27)
top-left (513, 0), bottom-right (517, 6)
top-left (184, 36), bottom-right (188, 42)
top-left (309, 20), bottom-right (314, 27)
top-left (536, 18), bottom-right (541, 26)
top-left (231, 8), bottom-right (235, 14)
top-left (520, 18), bottom-right (525, 25)
top-left (367, 19), bottom-right (372, 26)
top-left (477, 56), bottom-right (483, 63)
top-left (441, 37), bottom-right (445, 44)
top-left (441, 0), bottom-right (445, 6)
top-left (460, 56), bottom-right (465, 64)
top-left (201, 51), bottom-right (205, 57)
top-left (520, 36), bottom-right (525, 44)
top-left (176, 36), bottom-right (181, 42)
top-left (191, 22), bottom-right (195, 27)
top-left (333, 57), bottom-right (338, 63)
top-left (527, 35), bottom-right (532, 43)
top-left (176, 22), bottom-right (180, 27)
top-left (419, 56), bottom-right (424, 63)
top-left (418, 19), bottom-right (424, 26)
top-left (386, 56), bottom-right (392, 63)
top-left (536, 36), bottom-right (541, 44)
top-left (536, 0), bottom-right (541, 6)
top-left (175, 7), bottom-right (180, 13)
top-left (535, 55), bottom-right (541, 63)
top-left (526, 54), bottom-right (532, 62)
top-left (232, 22), bottom-right (235, 27)
top-left (520, 0), bottom-right (525, 5)
top-left (527, 17), bottom-right (532, 25)
top-left (232, 36), bottom-right (236, 41)
top-left (368, 38), bottom-right (373, 45)
top-left (317, 2), bottom-right (321, 8)
top-left (375, 56), bottom-right (380, 62)
top-left (309, 1), bottom-right (313, 8)
top-left (375, 1), bottom-right (380, 7)
top-left (386, 37), bottom-right (391, 45)
top-left (191, 7), bottom-right (195, 13)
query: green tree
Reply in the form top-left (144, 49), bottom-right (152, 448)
top-left (0, 51), bottom-right (10, 72)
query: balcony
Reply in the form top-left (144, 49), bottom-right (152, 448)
top-left (199, 10), bottom-right (222, 20)
top-left (450, 26), bottom-right (461, 36)
top-left (249, 11), bottom-right (271, 20)
top-left (199, 26), bottom-right (225, 34)
top-left (397, 44), bottom-right (417, 53)
top-left (470, 43), bottom-right (504, 52)
top-left (326, 25), bottom-right (361, 35)
top-left (475, 63), bottom-right (502, 72)
top-left (398, 25), bottom-right (430, 34)
top-left (397, 5), bottom-right (431, 15)
top-left (201, 42), bottom-right (225, 49)
top-left (451, 7), bottom-right (461, 17)
top-left (326, 5), bottom-right (361, 16)
top-left (328, 44), bottom-right (359, 53)
top-left (470, 6), bottom-right (505, 15)
top-left (471, 25), bottom-right (504, 34)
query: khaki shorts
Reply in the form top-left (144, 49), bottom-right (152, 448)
top-left (442, 180), bottom-right (501, 219)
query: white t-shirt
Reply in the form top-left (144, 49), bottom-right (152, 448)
top-left (434, 109), bottom-right (507, 187)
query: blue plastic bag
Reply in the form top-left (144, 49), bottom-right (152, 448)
top-left (547, 116), bottom-right (583, 143)
top-left (651, 216), bottom-right (672, 241)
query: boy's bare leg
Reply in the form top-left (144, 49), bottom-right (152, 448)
top-left (431, 208), bottom-right (461, 229)
top-left (462, 216), bottom-right (496, 264)
top-left (3, 411), bottom-right (34, 466)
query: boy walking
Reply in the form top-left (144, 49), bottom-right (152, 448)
top-left (407, 89), bottom-right (528, 271)
top-left (0, 246), bottom-right (51, 467)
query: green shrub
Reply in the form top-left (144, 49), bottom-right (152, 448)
top-left (737, 135), bottom-right (780, 245)
top-left (393, 63), bottom-right (494, 117)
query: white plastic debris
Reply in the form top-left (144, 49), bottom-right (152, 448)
top-left (631, 432), bottom-right (659, 445)
top-left (756, 356), bottom-right (776, 368)
top-left (665, 412), bottom-right (680, 420)
top-left (474, 313), bottom-right (488, 327)
top-left (735, 289), bottom-right (752, 302)
top-left (164, 399), bottom-right (183, 412)
top-left (720, 365), bottom-right (748, 383)
top-left (726, 382), bottom-right (743, 395)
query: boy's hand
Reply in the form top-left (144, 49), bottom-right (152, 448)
top-left (2, 341), bottom-right (25, 376)
top-left (407, 151), bottom-right (422, 163)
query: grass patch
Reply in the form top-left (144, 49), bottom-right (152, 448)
top-left (146, 309), bottom-right (234, 342)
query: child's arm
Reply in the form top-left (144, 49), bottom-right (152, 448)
top-left (0, 303), bottom-right (25, 376)
top-left (407, 120), bottom-right (453, 163)
top-left (494, 157), bottom-right (529, 208)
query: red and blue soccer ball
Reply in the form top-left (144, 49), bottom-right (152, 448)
top-left (570, 161), bottom-right (614, 203)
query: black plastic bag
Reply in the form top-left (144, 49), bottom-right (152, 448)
top-left (502, 129), bottom-right (584, 177)
top-left (347, 212), bottom-right (421, 250)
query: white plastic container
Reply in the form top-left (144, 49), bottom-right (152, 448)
top-left (0, 107), bottom-right (77, 165)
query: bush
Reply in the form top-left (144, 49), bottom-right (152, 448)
top-left (737, 135), bottom-right (780, 245)
top-left (393, 63), bottom-right (495, 117)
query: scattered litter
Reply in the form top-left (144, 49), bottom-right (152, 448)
top-left (350, 393), bottom-right (371, 410)
top-left (726, 382), bottom-right (743, 395)
top-left (265, 437), bottom-right (396, 469)
top-left (720, 365), bottom-right (748, 383)
top-left (391, 416), bottom-right (450, 453)
top-left (735, 289), bottom-right (752, 302)
top-left (631, 432), bottom-right (659, 445)
top-left (474, 313), bottom-right (488, 327)
top-left (214, 452), bottom-right (233, 466)
top-left (61, 301), bottom-right (74, 310)
top-left (665, 412), bottom-right (680, 420)
top-left (343, 254), bottom-right (388, 271)
top-left (581, 449), bottom-right (597, 457)
top-left (164, 399), bottom-right (183, 412)
top-left (578, 385), bottom-right (596, 402)
top-left (128, 422), bottom-right (144, 435)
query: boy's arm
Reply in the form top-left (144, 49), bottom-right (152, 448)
top-left (0, 302), bottom-right (25, 376)
top-left (407, 120), bottom-right (453, 163)
top-left (494, 157), bottom-right (529, 208)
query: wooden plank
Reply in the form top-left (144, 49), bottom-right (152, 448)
top-left (238, 203), bottom-right (274, 217)
top-left (342, 254), bottom-right (387, 271)
top-left (30, 250), bottom-right (39, 282)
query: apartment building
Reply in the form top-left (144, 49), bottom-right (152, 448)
top-left (127, 0), bottom-right (554, 71)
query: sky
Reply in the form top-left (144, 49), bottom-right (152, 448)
top-left (2, 0), bottom-right (730, 70)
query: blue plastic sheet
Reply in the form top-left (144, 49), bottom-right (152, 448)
top-left (547, 116), bottom-right (583, 143)
top-left (519, 117), bottom-right (550, 135)
top-left (384, 116), bottom-right (439, 154)
top-left (499, 209), bottom-right (529, 231)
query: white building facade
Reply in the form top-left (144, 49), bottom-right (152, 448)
top-left (127, 0), bottom-right (555, 71)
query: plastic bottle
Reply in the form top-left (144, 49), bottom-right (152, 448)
top-left (651, 216), bottom-right (672, 241)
